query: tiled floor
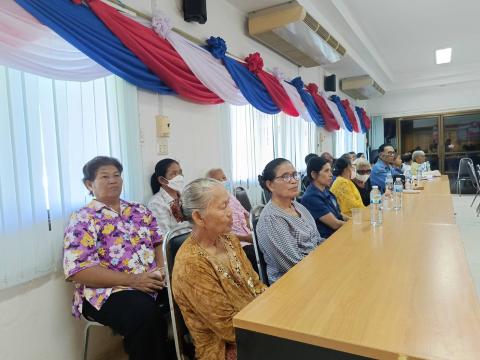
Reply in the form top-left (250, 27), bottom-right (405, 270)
top-left (452, 194), bottom-right (480, 297)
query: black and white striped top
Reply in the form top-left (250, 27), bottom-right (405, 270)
top-left (256, 200), bottom-right (324, 284)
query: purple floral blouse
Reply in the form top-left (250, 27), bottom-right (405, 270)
top-left (63, 199), bottom-right (163, 318)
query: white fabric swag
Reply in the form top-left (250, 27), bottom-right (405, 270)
top-left (0, 0), bottom-right (109, 81)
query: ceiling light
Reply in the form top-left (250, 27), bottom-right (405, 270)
top-left (435, 48), bottom-right (452, 64)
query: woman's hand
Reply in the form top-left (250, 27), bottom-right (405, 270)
top-left (129, 271), bottom-right (165, 294)
top-left (342, 213), bottom-right (351, 221)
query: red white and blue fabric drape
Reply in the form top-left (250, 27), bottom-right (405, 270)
top-left (9, 0), bottom-right (372, 131)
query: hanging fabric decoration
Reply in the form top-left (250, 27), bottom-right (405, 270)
top-left (320, 91), bottom-right (345, 130)
top-left (0, 0), bottom-right (109, 81)
top-left (330, 94), bottom-right (353, 132)
top-left (355, 106), bottom-right (368, 133)
top-left (87, 0), bottom-right (222, 104)
top-left (306, 83), bottom-right (340, 132)
top-left (341, 99), bottom-right (360, 133)
top-left (15, 0), bottom-right (174, 93)
top-left (349, 101), bottom-right (363, 133)
top-left (290, 77), bottom-right (324, 127)
top-left (152, 13), bottom-right (247, 105)
top-left (272, 68), bottom-right (312, 122)
top-left (360, 107), bottom-right (372, 130)
top-left (244, 53), bottom-right (299, 117)
top-left (206, 37), bottom-right (279, 114)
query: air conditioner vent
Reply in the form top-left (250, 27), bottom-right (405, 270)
top-left (248, 1), bottom-right (345, 67)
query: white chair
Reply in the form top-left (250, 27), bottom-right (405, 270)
top-left (249, 205), bottom-right (269, 286)
top-left (81, 316), bottom-right (105, 360)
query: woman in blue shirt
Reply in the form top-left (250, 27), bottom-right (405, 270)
top-left (301, 156), bottom-right (347, 238)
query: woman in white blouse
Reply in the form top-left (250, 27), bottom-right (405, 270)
top-left (148, 158), bottom-right (190, 234)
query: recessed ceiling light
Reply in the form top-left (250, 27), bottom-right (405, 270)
top-left (435, 48), bottom-right (452, 64)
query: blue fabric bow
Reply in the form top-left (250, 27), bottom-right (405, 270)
top-left (15, 0), bottom-right (174, 94)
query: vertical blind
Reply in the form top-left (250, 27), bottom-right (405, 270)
top-left (334, 127), bottom-right (367, 158)
top-left (229, 104), bottom-right (318, 205)
top-left (0, 66), bottom-right (141, 289)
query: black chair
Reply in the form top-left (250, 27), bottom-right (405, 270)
top-left (162, 224), bottom-right (194, 360)
top-left (234, 186), bottom-right (252, 212)
top-left (249, 205), bottom-right (269, 286)
top-left (261, 189), bottom-right (271, 205)
top-left (455, 158), bottom-right (475, 195)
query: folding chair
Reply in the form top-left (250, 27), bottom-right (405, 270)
top-left (163, 224), bottom-right (194, 360)
top-left (467, 161), bottom-right (480, 207)
top-left (455, 158), bottom-right (474, 195)
top-left (249, 205), bottom-right (269, 286)
top-left (234, 186), bottom-right (252, 212)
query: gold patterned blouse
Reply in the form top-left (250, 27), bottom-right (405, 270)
top-left (172, 234), bottom-right (266, 360)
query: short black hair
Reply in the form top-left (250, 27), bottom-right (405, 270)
top-left (258, 158), bottom-right (291, 192)
top-left (304, 153), bottom-right (318, 166)
top-left (151, 158), bottom-right (179, 194)
top-left (348, 151), bottom-right (356, 155)
top-left (401, 152), bottom-right (412, 163)
top-left (356, 152), bottom-right (364, 159)
top-left (307, 156), bottom-right (329, 181)
top-left (378, 143), bottom-right (394, 153)
top-left (332, 157), bottom-right (351, 177)
top-left (82, 156), bottom-right (123, 184)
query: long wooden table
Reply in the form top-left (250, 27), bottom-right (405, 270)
top-left (234, 176), bottom-right (480, 359)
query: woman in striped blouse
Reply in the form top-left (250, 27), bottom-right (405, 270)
top-left (256, 158), bottom-right (324, 284)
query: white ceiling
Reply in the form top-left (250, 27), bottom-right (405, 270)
top-left (225, 0), bottom-right (480, 92)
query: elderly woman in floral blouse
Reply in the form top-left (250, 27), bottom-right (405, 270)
top-left (172, 178), bottom-right (266, 360)
top-left (63, 156), bottom-right (172, 360)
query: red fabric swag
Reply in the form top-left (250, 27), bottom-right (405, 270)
top-left (87, 0), bottom-right (223, 104)
top-left (341, 99), bottom-right (360, 133)
top-left (305, 83), bottom-right (339, 131)
top-left (245, 53), bottom-right (299, 117)
top-left (360, 108), bottom-right (371, 130)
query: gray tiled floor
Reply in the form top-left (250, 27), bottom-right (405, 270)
top-left (453, 194), bottom-right (480, 297)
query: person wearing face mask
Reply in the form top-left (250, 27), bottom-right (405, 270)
top-left (206, 168), bottom-right (258, 273)
top-left (330, 157), bottom-right (365, 217)
top-left (148, 158), bottom-right (191, 234)
top-left (301, 157), bottom-right (347, 239)
top-left (352, 158), bottom-right (373, 207)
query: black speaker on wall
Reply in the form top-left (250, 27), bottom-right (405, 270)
top-left (183, 0), bottom-right (207, 24)
top-left (324, 74), bottom-right (336, 92)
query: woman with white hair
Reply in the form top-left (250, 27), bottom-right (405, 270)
top-left (172, 178), bottom-right (266, 360)
top-left (410, 150), bottom-right (426, 175)
top-left (352, 157), bottom-right (373, 206)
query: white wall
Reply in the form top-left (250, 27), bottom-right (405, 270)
top-left (0, 1), bottom-right (332, 359)
top-left (367, 80), bottom-right (480, 118)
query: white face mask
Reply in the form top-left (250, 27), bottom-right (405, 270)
top-left (222, 180), bottom-right (232, 193)
top-left (167, 175), bottom-right (185, 193)
top-left (356, 173), bottom-right (370, 183)
top-left (350, 168), bottom-right (357, 180)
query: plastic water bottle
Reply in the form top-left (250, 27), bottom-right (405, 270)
top-left (426, 161), bottom-right (431, 172)
top-left (384, 173), bottom-right (394, 210)
top-left (405, 169), bottom-right (412, 190)
top-left (393, 178), bottom-right (403, 210)
top-left (370, 186), bottom-right (383, 226)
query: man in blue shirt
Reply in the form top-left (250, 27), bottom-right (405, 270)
top-left (370, 144), bottom-right (396, 192)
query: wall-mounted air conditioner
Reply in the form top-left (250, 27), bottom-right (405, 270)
top-left (340, 75), bottom-right (385, 100)
top-left (248, 1), bottom-right (346, 68)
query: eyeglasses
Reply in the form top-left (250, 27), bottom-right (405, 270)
top-left (356, 169), bottom-right (371, 175)
top-left (385, 151), bottom-right (396, 156)
top-left (273, 172), bottom-right (300, 183)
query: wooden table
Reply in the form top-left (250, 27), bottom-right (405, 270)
top-left (234, 176), bottom-right (480, 359)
